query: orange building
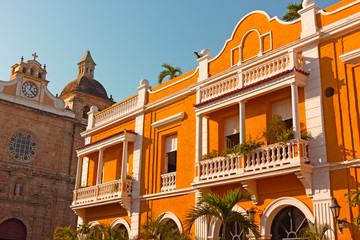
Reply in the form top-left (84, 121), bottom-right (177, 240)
top-left (71, 0), bottom-right (360, 239)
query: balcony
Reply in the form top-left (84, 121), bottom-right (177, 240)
top-left (161, 172), bottom-right (176, 192)
top-left (72, 179), bottom-right (133, 209)
top-left (193, 139), bottom-right (310, 187)
top-left (196, 51), bottom-right (307, 108)
top-left (94, 95), bottom-right (139, 127)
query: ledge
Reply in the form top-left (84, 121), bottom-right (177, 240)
top-left (151, 112), bottom-right (185, 129)
top-left (339, 48), bottom-right (360, 64)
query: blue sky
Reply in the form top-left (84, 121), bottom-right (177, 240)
top-left (0, 0), bottom-right (339, 102)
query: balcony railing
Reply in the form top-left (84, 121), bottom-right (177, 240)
top-left (73, 179), bottom-right (133, 205)
top-left (94, 95), bottom-right (138, 127)
top-left (198, 51), bottom-right (304, 104)
top-left (194, 139), bottom-right (309, 182)
top-left (161, 172), bottom-right (176, 192)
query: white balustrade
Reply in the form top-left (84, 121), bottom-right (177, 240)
top-left (161, 172), bottom-right (176, 192)
top-left (198, 52), bottom-right (304, 104)
top-left (94, 96), bottom-right (138, 127)
top-left (73, 179), bottom-right (133, 205)
top-left (195, 154), bottom-right (241, 181)
top-left (194, 139), bottom-right (309, 182)
top-left (200, 76), bottom-right (239, 103)
top-left (243, 139), bottom-right (308, 172)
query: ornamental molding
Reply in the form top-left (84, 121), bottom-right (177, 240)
top-left (339, 48), bottom-right (360, 64)
top-left (151, 112), bottom-right (185, 129)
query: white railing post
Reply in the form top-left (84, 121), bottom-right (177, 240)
top-left (239, 100), bottom-right (246, 144)
top-left (121, 140), bottom-right (128, 180)
top-left (137, 79), bottom-right (151, 108)
top-left (87, 106), bottom-right (98, 130)
top-left (75, 157), bottom-right (82, 190)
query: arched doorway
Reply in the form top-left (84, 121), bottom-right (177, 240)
top-left (116, 224), bottom-right (129, 239)
top-left (219, 222), bottom-right (245, 240)
top-left (270, 206), bottom-right (308, 240)
top-left (0, 218), bottom-right (27, 240)
top-left (160, 219), bottom-right (179, 240)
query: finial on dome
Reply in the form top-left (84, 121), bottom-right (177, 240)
top-left (21, 56), bottom-right (24, 63)
top-left (303, 0), bottom-right (315, 8)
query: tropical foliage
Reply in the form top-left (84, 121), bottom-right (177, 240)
top-left (49, 223), bottom-right (128, 240)
top-left (283, 1), bottom-right (303, 21)
top-left (140, 212), bottom-right (191, 240)
top-left (263, 115), bottom-right (294, 145)
top-left (158, 63), bottom-right (182, 84)
top-left (301, 219), bottom-right (332, 240)
top-left (346, 188), bottom-right (360, 228)
top-left (185, 188), bottom-right (260, 240)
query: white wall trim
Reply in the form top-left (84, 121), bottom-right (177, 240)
top-left (148, 68), bottom-right (199, 94)
top-left (339, 48), bottom-right (360, 64)
top-left (139, 187), bottom-right (195, 200)
top-left (259, 197), bottom-right (314, 237)
top-left (89, 221), bottom-right (101, 227)
top-left (209, 10), bottom-right (300, 64)
top-left (151, 112), bottom-right (185, 129)
top-left (110, 218), bottom-right (131, 234)
top-left (158, 212), bottom-right (183, 233)
top-left (318, 0), bottom-right (360, 16)
top-left (76, 131), bottom-right (136, 157)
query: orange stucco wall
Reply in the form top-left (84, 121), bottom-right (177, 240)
top-left (320, 30), bottom-right (360, 162)
top-left (208, 13), bottom-right (301, 77)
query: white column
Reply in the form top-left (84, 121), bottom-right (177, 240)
top-left (291, 83), bottom-right (301, 139)
top-left (202, 117), bottom-right (208, 155)
top-left (96, 149), bottom-right (103, 185)
top-left (121, 140), bottom-right (128, 179)
top-left (196, 114), bottom-right (203, 162)
top-left (74, 156), bottom-right (82, 190)
top-left (195, 189), bottom-right (208, 240)
top-left (239, 100), bottom-right (246, 144)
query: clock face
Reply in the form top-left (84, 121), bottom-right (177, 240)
top-left (8, 132), bottom-right (37, 163)
top-left (22, 82), bottom-right (38, 98)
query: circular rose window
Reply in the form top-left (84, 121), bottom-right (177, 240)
top-left (8, 132), bottom-right (37, 163)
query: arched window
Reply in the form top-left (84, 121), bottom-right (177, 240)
top-left (83, 106), bottom-right (90, 119)
top-left (0, 218), bottom-right (27, 240)
top-left (22, 68), bottom-right (27, 73)
top-left (270, 206), bottom-right (308, 240)
top-left (38, 73), bottom-right (42, 78)
top-left (30, 68), bottom-right (34, 76)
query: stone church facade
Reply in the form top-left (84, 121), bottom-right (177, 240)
top-left (0, 51), bottom-right (113, 239)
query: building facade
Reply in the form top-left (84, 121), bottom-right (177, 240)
top-left (0, 51), bottom-right (113, 239)
top-left (71, 0), bottom-right (360, 239)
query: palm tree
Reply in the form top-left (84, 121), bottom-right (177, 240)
top-left (185, 188), bottom-right (260, 240)
top-left (158, 63), bottom-right (182, 84)
top-left (140, 213), bottom-right (191, 240)
top-left (49, 223), bottom-right (128, 240)
top-left (301, 219), bottom-right (332, 240)
top-left (283, 1), bottom-right (303, 21)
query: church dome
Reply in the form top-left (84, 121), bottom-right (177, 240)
top-left (60, 76), bottom-right (109, 99)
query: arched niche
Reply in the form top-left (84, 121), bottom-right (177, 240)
top-left (241, 29), bottom-right (261, 62)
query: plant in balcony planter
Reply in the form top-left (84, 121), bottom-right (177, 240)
top-left (235, 138), bottom-right (264, 155)
top-left (263, 115), bottom-right (294, 145)
top-left (78, 185), bottom-right (89, 189)
top-left (201, 150), bottom-right (219, 161)
top-left (126, 173), bottom-right (133, 180)
top-left (301, 130), bottom-right (311, 141)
